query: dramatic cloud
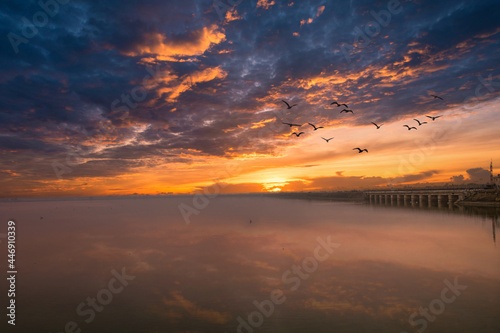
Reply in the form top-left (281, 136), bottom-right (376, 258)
top-left (466, 168), bottom-right (491, 183)
top-left (0, 0), bottom-right (499, 197)
top-left (124, 25), bottom-right (226, 61)
top-left (257, 0), bottom-right (276, 10)
top-left (450, 174), bottom-right (465, 184)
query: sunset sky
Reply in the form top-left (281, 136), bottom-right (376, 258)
top-left (1, 0), bottom-right (499, 197)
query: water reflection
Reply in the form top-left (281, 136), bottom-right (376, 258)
top-left (367, 197), bottom-right (500, 245)
top-left (0, 196), bottom-right (498, 333)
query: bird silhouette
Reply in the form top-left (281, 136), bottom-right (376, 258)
top-left (331, 101), bottom-right (348, 107)
top-left (353, 148), bottom-right (368, 153)
top-left (308, 123), bottom-right (324, 130)
top-left (282, 122), bottom-right (302, 127)
top-left (282, 100), bottom-right (298, 109)
top-left (340, 109), bottom-right (353, 113)
top-left (413, 119), bottom-right (427, 126)
top-left (426, 115), bottom-right (442, 121)
top-left (291, 132), bottom-right (305, 137)
top-left (403, 125), bottom-right (417, 130)
top-left (431, 95), bottom-right (444, 100)
top-left (321, 137), bottom-right (334, 142)
top-left (371, 122), bottom-right (382, 129)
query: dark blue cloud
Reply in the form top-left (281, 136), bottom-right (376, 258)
top-left (0, 0), bottom-right (499, 191)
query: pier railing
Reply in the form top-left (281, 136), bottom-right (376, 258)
top-left (364, 187), bottom-right (486, 207)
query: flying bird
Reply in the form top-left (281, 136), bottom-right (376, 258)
top-left (426, 115), bottom-right (442, 121)
top-left (282, 122), bottom-right (302, 127)
top-left (331, 101), bottom-right (348, 107)
top-left (413, 119), bottom-right (427, 126)
top-left (403, 125), bottom-right (417, 130)
top-left (353, 148), bottom-right (368, 153)
top-left (308, 123), bottom-right (324, 130)
top-left (371, 122), bottom-right (382, 129)
top-left (282, 100), bottom-right (298, 109)
top-left (321, 137), bottom-right (334, 142)
top-left (340, 109), bottom-right (353, 113)
top-left (431, 95), bottom-right (444, 100)
top-left (291, 132), bottom-right (305, 137)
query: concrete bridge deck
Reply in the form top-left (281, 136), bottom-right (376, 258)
top-left (364, 188), bottom-right (483, 208)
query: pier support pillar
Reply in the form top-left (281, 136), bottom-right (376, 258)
top-left (411, 194), bottom-right (416, 206)
top-left (448, 194), bottom-right (455, 210)
top-left (428, 194), bottom-right (432, 206)
top-left (437, 195), bottom-right (443, 208)
top-left (419, 195), bottom-right (424, 207)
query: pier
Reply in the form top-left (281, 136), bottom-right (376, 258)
top-left (364, 188), bottom-right (481, 208)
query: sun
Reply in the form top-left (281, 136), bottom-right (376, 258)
top-left (262, 177), bottom-right (288, 192)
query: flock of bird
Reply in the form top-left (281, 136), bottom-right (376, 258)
top-left (280, 95), bottom-right (444, 154)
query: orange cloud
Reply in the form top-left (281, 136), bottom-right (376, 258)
top-left (301, 18), bottom-right (314, 26)
top-left (125, 24), bottom-right (226, 61)
top-left (225, 8), bottom-right (242, 22)
top-left (166, 66), bottom-right (227, 101)
top-left (257, 0), bottom-right (275, 10)
top-left (162, 291), bottom-right (231, 324)
top-left (148, 66), bottom-right (228, 102)
top-left (300, 6), bottom-right (323, 27)
top-left (316, 5), bottom-right (325, 17)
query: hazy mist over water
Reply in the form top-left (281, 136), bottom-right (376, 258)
top-left (1, 196), bottom-right (499, 332)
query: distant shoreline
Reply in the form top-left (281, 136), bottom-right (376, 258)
top-left (263, 191), bottom-right (365, 202)
top-left (458, 190), bottom-right (500, 207)
top-left (0, 191), bottom-right (366, 203)
top-left (1, 189), bottom-right (498, 205)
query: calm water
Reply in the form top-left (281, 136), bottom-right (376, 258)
top-left (0, 195), bottom-right (499, 333)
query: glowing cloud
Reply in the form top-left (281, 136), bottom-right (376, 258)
top-left (316, 5), bottom-right (325, 17)
top-left (155, 66), bottom-right (228, 102)
top-left (257, 0), bottom-right (275, 10)
top-left (125, 25), bottom-right (226, 61)
top-left (225, 8), bottom-right (242, 22)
